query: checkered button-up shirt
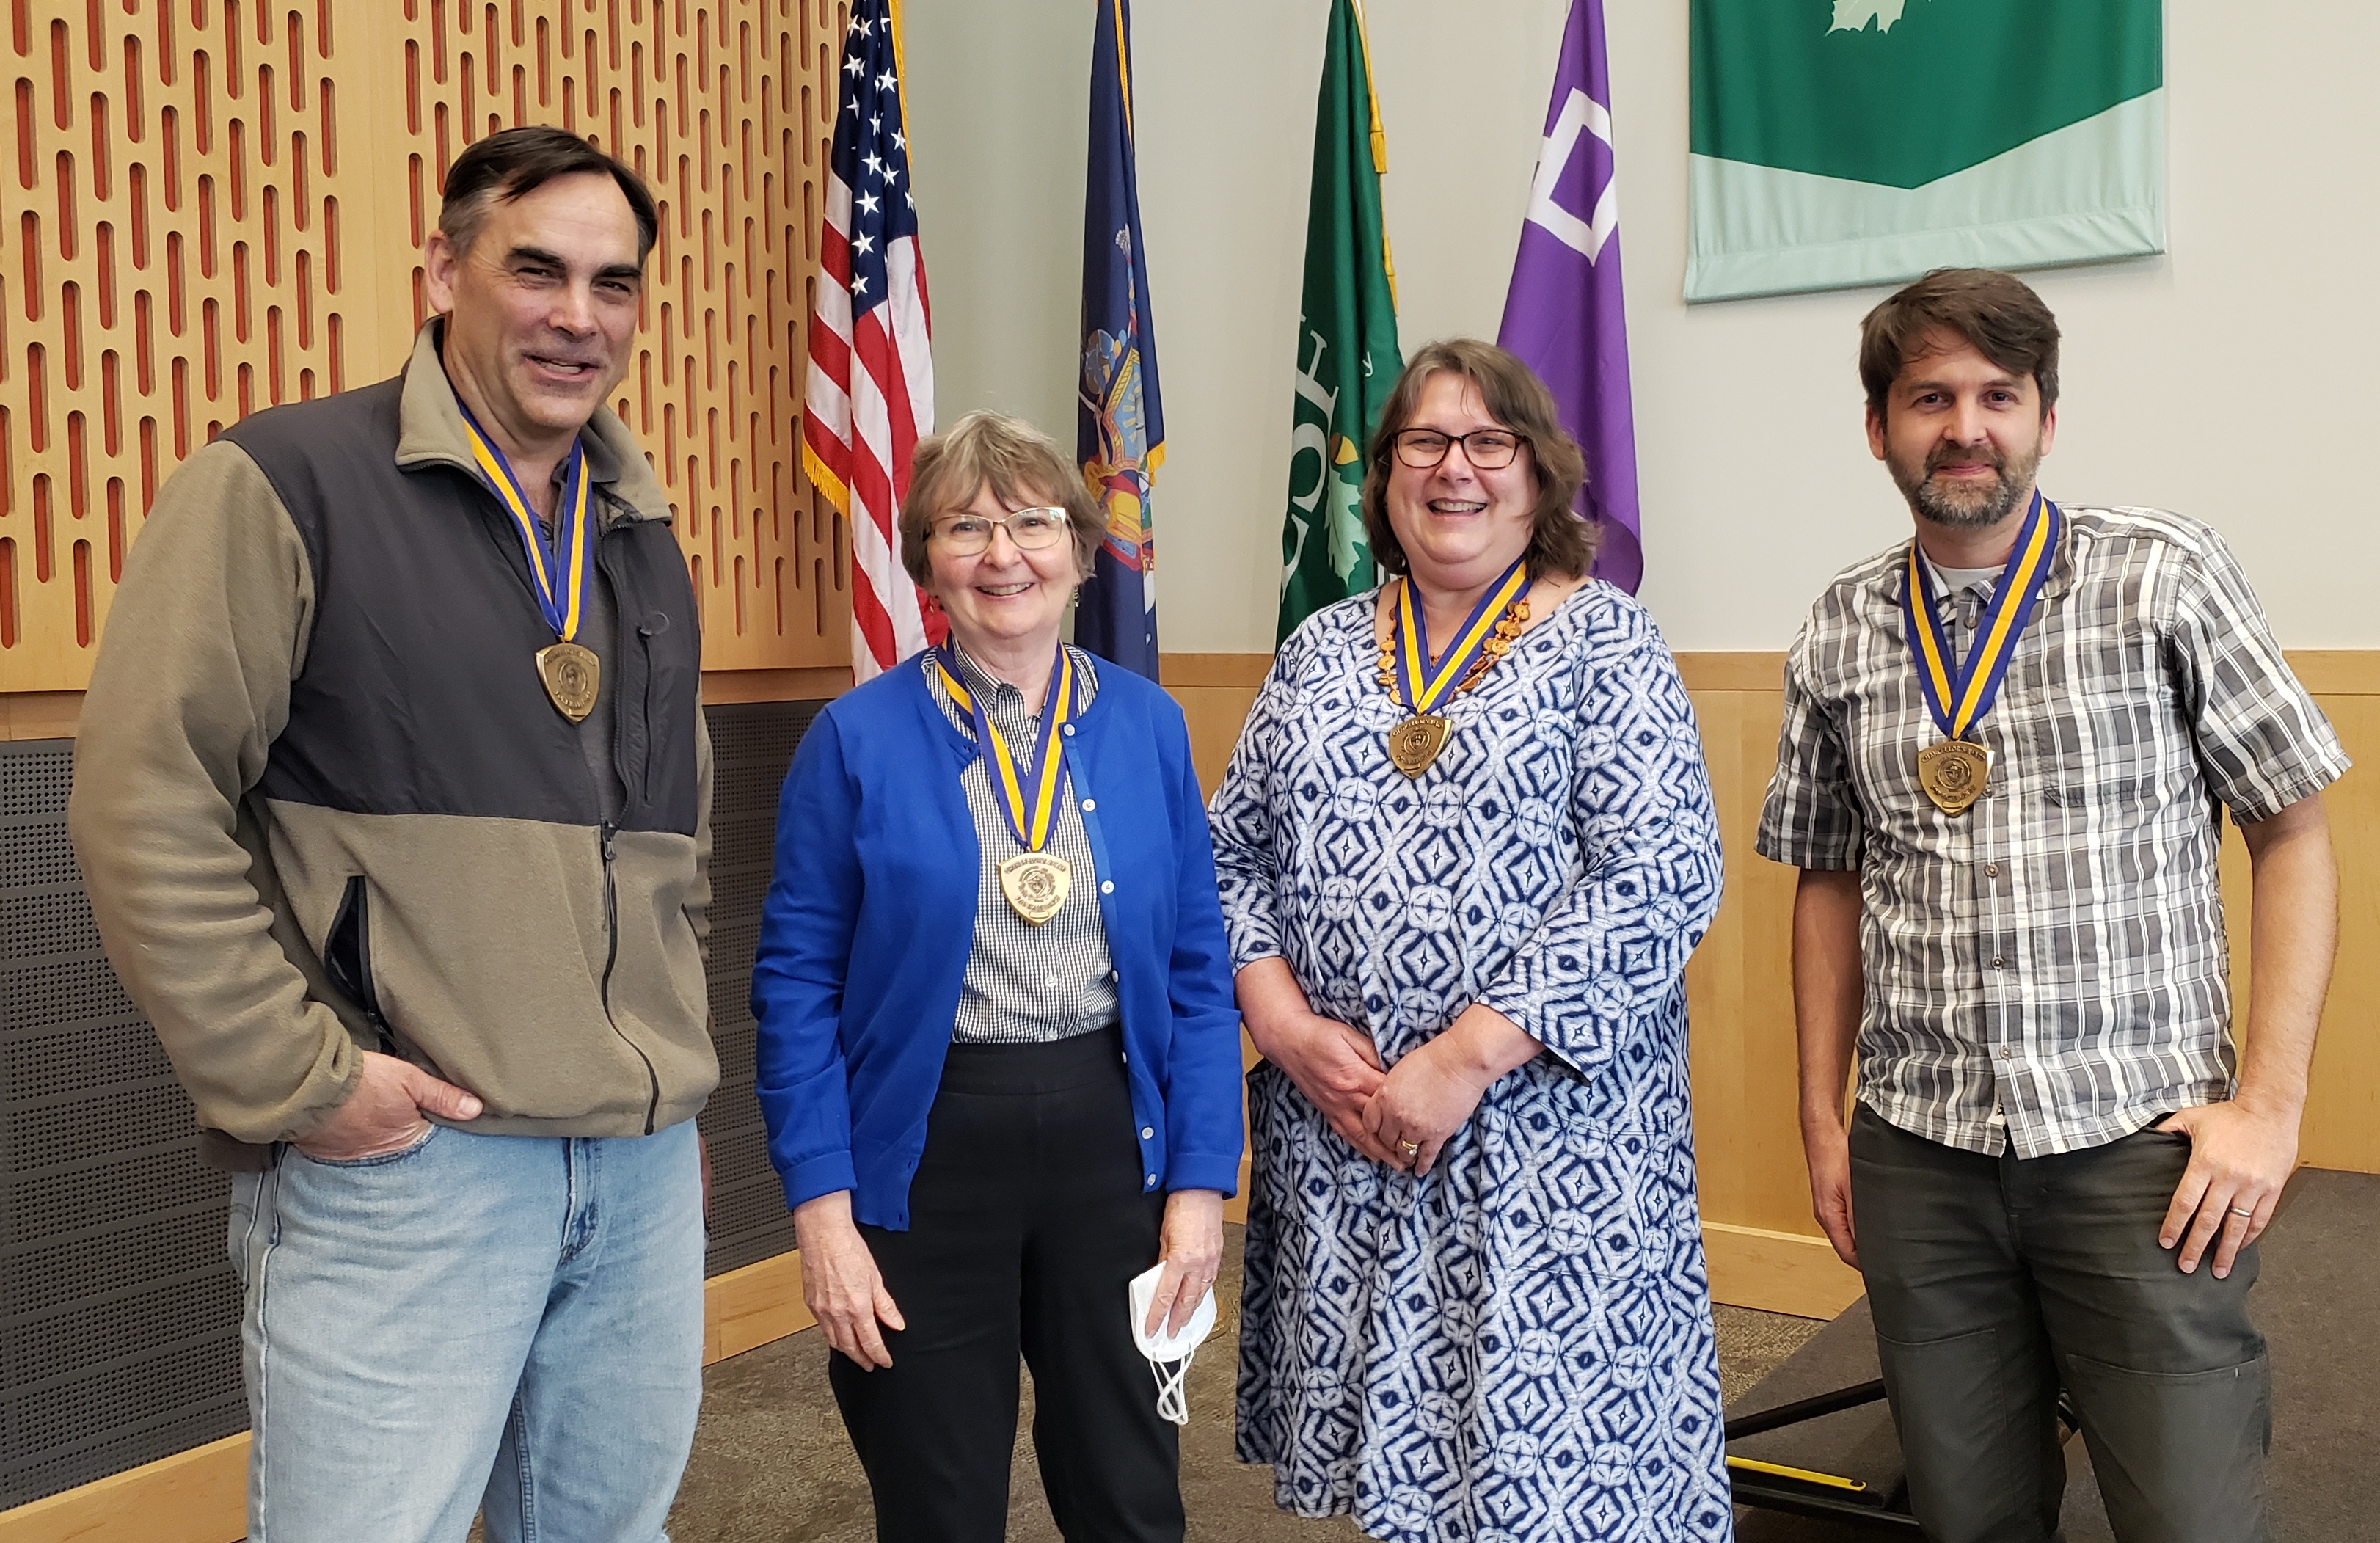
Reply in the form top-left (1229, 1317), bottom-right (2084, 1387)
top-left (1757, 506), bottom-right (2349, 1159)
top-left (923, 643), bottom-right (1122, 1045)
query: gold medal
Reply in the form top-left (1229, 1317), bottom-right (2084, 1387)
top-left (536, 642), bottom-right (602, 723)
top-left (1916, 739), bottom-right (1990, 815)
top-left (999, 852), bottom-right (1073, 925)
top-left (1902, 494), bottom-right (2060, 819)
top-left (459, 405), bottom-right (606, 725)
top-left (1377, 558), bottom-right (1530, 778)
top-left (937, 646), bottom-right (1085, 927)
top-left (1387, 714), bottom-right (1450, 778)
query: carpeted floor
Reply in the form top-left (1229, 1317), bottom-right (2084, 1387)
top-left (654, 1225), bottom-right (1827, 1542)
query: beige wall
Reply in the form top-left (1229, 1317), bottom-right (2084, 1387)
top-left (904, 0), bottom-right (2380, 655)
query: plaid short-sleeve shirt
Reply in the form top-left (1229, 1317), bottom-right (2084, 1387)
top-left (1757, 506), bottom-right (2349, 1159)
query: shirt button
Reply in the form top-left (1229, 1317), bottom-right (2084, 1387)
top-left (1081, 798), bottom-right (1096, 811)
top-left (1992, 957), bottom-right (2004, 969)
top-left (1100, 880), bottom-right (1114, 894)
top-left (1998, 1047), bottom-right (2012, 1059)
top-left (1062, 724), bottom-right (1076, 737)
top-left (1145, 1174), bottom-right (1157, 1187)
top-left (1044, 974), bottom-right (1060, 990)
top-left (1141, 1126), bottom-right (1155, 1139)
top-left (1985, 863), bottom-right (2000, 878)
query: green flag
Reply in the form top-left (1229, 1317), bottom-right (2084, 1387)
top-left (1277, 0), bottom-right (1401, 645)
top-left (1687, 0), bottom-right (2164, 302)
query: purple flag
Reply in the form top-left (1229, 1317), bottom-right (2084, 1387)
top-left (1497, 0), bottom-right (1641, 594)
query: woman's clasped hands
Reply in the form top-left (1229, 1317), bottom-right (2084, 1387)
top-left (1240, 957), bottom-right (1539, 1175)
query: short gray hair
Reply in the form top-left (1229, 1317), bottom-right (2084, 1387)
top-left (899, 412), bottom-right (1103, 586)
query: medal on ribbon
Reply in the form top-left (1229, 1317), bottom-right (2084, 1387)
top-left (1378, 555), bottom-right (1530, 778)
top-left (458, 405), bottom-right (602, 723)
top-left (1902, 492), bottom-right (2061, 816)
top-left (937, 646), bottom-right (1079, 925)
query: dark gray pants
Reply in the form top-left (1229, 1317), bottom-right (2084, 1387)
top-left (1850, 1106), bottom-right (2270, 1543)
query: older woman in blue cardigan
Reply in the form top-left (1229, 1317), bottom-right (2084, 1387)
top-left (751, 411), bottom-right (1243, 1543)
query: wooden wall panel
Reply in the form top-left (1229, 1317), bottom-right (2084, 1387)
top-left (0, 0), bottom-right (850, 694)
top-left (1677, 677), bottom-right (1812, 1242)
top-left (1160, 651), bottom-right (1267, 798)
top-left (1168, 649), bottom-right (2380, 1276)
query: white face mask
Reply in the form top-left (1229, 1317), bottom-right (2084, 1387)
top-left (1128, 1262), bottom-right (1218, 1426)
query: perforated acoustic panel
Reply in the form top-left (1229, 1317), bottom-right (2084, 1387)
top-left (0, 0), bottom-right (853, 693)
top-left (0, 700), bottom-right (817, 1507)
top-left (691, 696), bottom-right (817, 1272)
top-left (0, 737), bottom-right (241, 1509)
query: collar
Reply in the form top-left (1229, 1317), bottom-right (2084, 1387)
top-left (1869, 500), bottom-right (2081, 609)
top-left (946, 639), bottom-right (1023, 700)
top-left (910, 645), bottom-right (1106, 762)
top-left (392, 318), bottom-right (674, 527)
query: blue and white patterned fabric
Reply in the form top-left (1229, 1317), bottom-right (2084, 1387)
top-left (1209, 585), bottom-right (1732, 1543)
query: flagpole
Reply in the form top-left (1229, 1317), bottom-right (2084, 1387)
top-left (1350, 0), bottom-right (1396, 305)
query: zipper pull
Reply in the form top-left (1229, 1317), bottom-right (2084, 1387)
top-left (601, 819), bottom-right (618, 861)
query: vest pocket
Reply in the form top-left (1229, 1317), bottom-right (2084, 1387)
top-left (323, 875), bottom-right (397, 1054)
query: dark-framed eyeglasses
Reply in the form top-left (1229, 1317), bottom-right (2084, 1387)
top-left (929, 507), bottom-right (1071, 555)
top-left (1389, 428), bottom-right (1525, 471)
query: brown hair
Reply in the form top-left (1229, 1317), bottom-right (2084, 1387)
top-left (1858, 268), bottom-right (2060, 421)
top-left (1361, 339), bottom-right (1595, 581)
top-left (899, 411), bottom-right (1103, 587)
top-left (439, 125), bottom-right (660, 263)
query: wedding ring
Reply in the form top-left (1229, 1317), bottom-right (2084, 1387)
top-left (2229, 1207), bottom-right (2255, 1219)
top-left (1398, 1139), bottom-right (1420, 1159)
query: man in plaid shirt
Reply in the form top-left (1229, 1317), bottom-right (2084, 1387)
top-left (1759, 269), bottom-right (2346, 1542)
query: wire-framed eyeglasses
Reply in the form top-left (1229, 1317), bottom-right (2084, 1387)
top-left (1390, 428), bottom-right (1525, 471)
top-left (929, 508), bottom-right (1072, 556)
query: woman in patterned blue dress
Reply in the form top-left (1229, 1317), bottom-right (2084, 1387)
top-left (1210, 340), bottom-right (1732, 1542)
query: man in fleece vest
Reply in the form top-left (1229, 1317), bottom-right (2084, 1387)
top-left (70, 126), bottom-right (716, 1542)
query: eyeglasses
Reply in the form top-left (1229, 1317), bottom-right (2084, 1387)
top-left (1390, 428), bottom-right (1525, 471)
top-left (929, 507), bottom-right (1071, 556)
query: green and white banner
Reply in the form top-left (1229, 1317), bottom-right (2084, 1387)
top-left (1687, 0), bottom-right (2164, 303)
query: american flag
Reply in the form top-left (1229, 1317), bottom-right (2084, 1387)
top-left (802, 0), bottom-right (938, 681)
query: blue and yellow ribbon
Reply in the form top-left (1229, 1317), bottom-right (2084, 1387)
top-left (457, 405), bottom-right (594, 643)
top-left (1393, 555), bottom-right (1530, 717)
top-left (1902, 492), bottom-right (2061, 742)
top-left (936, 645), bottom-right (1077, 855)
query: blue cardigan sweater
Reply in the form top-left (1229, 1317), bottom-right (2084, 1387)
top-left (750, 657), bottom-right (1244, 1230)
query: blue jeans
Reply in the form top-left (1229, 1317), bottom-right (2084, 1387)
top-left (227, 1120), bottom-right (706, 1543)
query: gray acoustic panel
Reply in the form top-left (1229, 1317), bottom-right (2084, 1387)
top-left (698, 699), bottom-right (822, 1274)
top-left (0, 739), bottom-right (246, 1511)
top-left (0, 700), bottom-right (820, 1507)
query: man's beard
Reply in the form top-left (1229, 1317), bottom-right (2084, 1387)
top-left (1889, 440), bottom-right (2041, 529)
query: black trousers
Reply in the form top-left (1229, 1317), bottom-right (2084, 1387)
top-left (829, 1029), bottom-right (1179, 1543)
top-left (1850, 1106), bottom-right (2271, 1543)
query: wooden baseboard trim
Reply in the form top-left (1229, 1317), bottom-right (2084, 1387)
top-left (1675, 649), bottom-right (2380, 697)
top-left (1673, 652), bottom-right (1786, 693)
top-left (0, 1431), bottom-right (249, 1543)
top-left (0, 1252), bottom-right (819, 1543)
top-left (700, 666), bottom-right (851, 704)
top-left (704, 1247), bottom-right (815, 1362)
top-left (1702, 1221), bottom-right (1864, 1321)
top-left (1158, 652), bottom-right (1271, 689)
top-left (0, 690), bottom-right (82, 740)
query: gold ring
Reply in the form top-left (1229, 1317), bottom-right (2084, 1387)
top-left (1398, 1139), bottom-right (1420, 1158)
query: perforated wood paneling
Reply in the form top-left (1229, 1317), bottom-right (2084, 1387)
top-left (0, 0), bottom-right (850, 693)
